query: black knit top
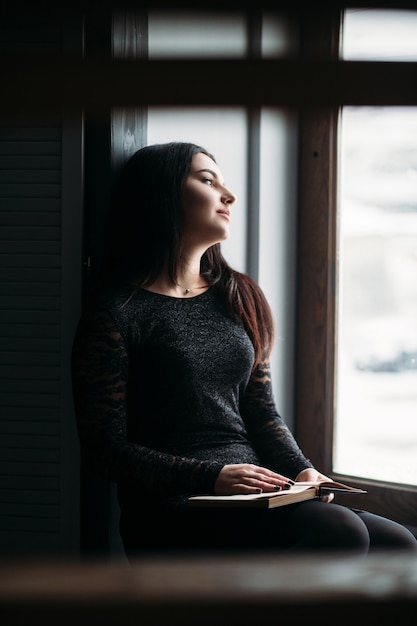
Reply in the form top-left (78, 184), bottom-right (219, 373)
top-left (71, 284), bottom-right (313, 509)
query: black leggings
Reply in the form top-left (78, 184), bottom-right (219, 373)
top-left (120, 500), bottom-right (417, 557)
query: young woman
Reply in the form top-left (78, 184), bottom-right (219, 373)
top-left (71, 142), bottom-right (417, 557)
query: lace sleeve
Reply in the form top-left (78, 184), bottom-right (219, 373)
top-left (240, 361), bottom-right (314, 479)
top-left (71, 307), bottom-right (223, 497)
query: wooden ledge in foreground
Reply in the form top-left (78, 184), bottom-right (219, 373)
top-left (0, 552), bottom-right (416, 625)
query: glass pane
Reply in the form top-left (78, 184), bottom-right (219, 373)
top-left (335, 10), bottom-right (417, 486)
top-left (335, 107), bottom-right (417, 485)
top-left (343, 9), bottom-right (417, 61)
top-left (148, 11), bottom-right (247, 58)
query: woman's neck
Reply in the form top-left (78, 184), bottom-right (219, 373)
top-left (146, 261), bottom-right (208, 298)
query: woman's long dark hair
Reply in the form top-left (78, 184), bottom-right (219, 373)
top-left (98, 141), bottom-right (274, 367)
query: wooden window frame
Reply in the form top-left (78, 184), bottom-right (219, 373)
top-left (295, 6), bottom-right (417, 527)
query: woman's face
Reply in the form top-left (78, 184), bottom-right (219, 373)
top-left (181, 152), bottom-right (236, 250)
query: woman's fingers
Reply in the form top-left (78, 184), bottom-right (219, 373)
top-left (240, 474), bottom-right (293, 492)
top-left (214, 464), bottom-right (295, 495)
top-left (241, 465), bottom-right (294, 489)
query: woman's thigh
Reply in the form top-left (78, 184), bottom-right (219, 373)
top-left (354, 509), bottom-right (417, 551)
top-left (121, 500), bottom-right (377, 555)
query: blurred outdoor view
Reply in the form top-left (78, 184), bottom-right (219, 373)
top-left (333, 10), bottom-right (417, 486)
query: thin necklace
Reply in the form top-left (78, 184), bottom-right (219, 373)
top-left (176, 280), bottom-right (207, 295)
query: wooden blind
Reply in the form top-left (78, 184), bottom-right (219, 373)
top-left (0, 115), bottom-right (65, 553)
top-left (0, 11), bottom-right (70, 555)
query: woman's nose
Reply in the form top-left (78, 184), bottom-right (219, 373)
top-left (222, 187), bottom-right (237, 206)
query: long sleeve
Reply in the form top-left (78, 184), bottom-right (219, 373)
top-left (71, 306), bottom-right (223, 498)
top-left (240, 361), bottom-right (314, 479)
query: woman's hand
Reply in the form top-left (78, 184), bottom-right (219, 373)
top-left (214, 464), bottom-right (295, 495)
top-left (295, 468), bottom-right (335, 503)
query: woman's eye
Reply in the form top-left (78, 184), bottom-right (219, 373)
top-left (202, 177), bottom-right (214, 186)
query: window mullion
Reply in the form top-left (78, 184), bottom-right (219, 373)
top-left (294, 8), bottom-right (341, 473)
top-left (246, 9), bottom-right (262, 280)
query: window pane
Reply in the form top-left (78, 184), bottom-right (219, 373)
top-left (343, 9), bottom-right (417, 61)
top-left (148, 11), bottom-right (247, 58)
top-left (335, 106), bottom-right (417, 485)
top-left (335, 10), bottom-right (417, 486)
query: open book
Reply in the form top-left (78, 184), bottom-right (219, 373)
top-left (188, 480), bottom-right (366, 509)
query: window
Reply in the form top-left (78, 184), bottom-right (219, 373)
top-left (296, 7), bottom-right (417, 526)
top-left (334, 10), bottom-right (417, 487)
top-left (335, 105), bottom-right (417, 486)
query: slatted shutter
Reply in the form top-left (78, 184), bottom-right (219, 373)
top-left (0, 10), bottom-right (81, 556)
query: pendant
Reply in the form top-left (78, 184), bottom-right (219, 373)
top-left (185, 288), bottom-right (191, 294)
